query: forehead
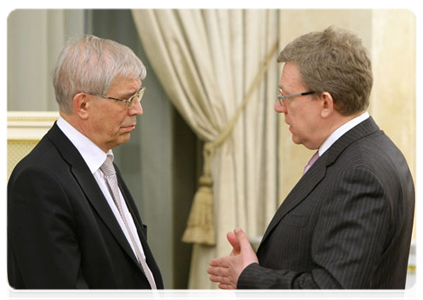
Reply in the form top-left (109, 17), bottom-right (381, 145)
top-left (280, 62), bottom-right (305, 92)
top-left (108, 77), bottom-right (141, 96)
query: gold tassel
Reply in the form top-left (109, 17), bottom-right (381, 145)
top-left (182, 143), bottom-right (216, 246)
top-left (181, 175), bottom-right (215, 245)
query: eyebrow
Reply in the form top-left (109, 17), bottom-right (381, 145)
top-left (279, 86), bottom-right (290, 95)
top-left (119, 87), bottom-right (142, 99)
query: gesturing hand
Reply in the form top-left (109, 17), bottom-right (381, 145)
top-left (208, 228), bottom-right (258, 289)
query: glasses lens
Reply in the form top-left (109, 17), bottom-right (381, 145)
top-left (277, 89), bottom-right (284, 106)
top-left (127, 88), bottom-right (145, 109)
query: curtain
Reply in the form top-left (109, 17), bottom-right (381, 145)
top-left (132, 9), bottom-right (279, 288)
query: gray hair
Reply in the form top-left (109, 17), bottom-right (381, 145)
top-left (53, 35), bottom-right (146, 114)
top-left (278, 26), bottom-right (373, 116)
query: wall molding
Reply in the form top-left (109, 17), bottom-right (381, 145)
top-left (7, 111), bottom-right (59, 140)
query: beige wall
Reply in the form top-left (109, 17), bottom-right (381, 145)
top-left (277, 10), bottom-right (416, 222)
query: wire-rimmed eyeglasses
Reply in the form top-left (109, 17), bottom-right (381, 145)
top-left (277, 89), bottom-right (315, 106)
top-left (85, 87), bottom-right (146, 109)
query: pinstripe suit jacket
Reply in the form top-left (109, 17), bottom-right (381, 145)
top-left (238, 117), bottom-right (415, 289)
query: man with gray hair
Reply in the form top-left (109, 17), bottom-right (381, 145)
top-left (8, 35), bottom-right (163, 289)
top-left (208, 26), bottom-right (415, 289)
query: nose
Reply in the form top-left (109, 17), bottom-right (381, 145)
top-left (274, 99), bottom-right (287, 114)
top-left (129, 101), bottom-right (143, 116)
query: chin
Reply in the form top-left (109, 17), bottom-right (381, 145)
top-left (113, 134), bottom-right (131, 148)
top-left (291, 136), bottom-right (301, 145)
top-left (121, 133), bottom-right (132, 144)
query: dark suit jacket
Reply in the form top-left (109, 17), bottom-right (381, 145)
top-left (238, 117), bottom-right (415, 289)
top-left (8, 123), bottom-right (163, 289)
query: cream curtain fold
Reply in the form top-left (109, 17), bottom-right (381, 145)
top-left (132, 9), bottom-right (279, 288)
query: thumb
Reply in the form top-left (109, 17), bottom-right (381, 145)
top-left (227, 231), bottom-right (240, 253)
top-left (234, 228), bottom-right (259, 267)
top-left (234, 228), bottom-right (252, 252)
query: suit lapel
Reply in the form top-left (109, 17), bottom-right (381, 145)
top-left (261, 154), bottom-right (327, 243)
top-left (116, 165), bottom-right (164, 287)
top-left (260, 117), bottom-right (380, 245)
top-left (47, 123), bottom-right (141, 269)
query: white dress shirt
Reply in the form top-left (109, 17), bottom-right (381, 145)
top-left (318, 111), bottom-right (370, 156)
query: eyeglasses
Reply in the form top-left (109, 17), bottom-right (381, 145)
top-left (86, 87), bottom-right (146, 109)
top-left (277, 89), bottom-right (315, 106)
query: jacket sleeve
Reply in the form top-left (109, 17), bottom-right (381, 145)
top-left (238, 167), bottom-right (390, 289)
top-left (8, 166), bottom-right (88, 288)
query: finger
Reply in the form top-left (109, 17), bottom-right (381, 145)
top-left (209, 257), bottom-right (219, 267)
top-left (209, 274), bottom-right (223, 283)
top-left (209, 274), bottom-right (235, 286)
top-left (209, 257), bottom-right (229, 268)
top-left (227, 231), bottom-right (240, 254)
top-left (219, 283), bottom-right (236, 289)
top-left (208, 265), bottom-right (230, 277)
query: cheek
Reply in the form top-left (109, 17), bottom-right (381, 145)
top-left (291, 104), bottom-right (310, 121)
top-left (95, 114), bottom-right (122, 138)
top-left (289, 109), bottom-right (309, 133)
top-left (111, 118), bottom-right (125, 135)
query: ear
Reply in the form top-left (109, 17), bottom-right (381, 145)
top-left (320, 92), bottom-right (334, 118)
top-left (73, 93), bottom-right (90, 120)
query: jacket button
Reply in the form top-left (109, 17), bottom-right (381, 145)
top-left (142, 289), bottom-right (151, 298)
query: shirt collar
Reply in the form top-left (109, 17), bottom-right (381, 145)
top-left (57, 116), bottom-right (113, 174)
top-left (319, 111), bottom-right (370, 156)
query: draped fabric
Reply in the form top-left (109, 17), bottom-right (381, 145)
top-left (132, 9), bottom-right (279, 288)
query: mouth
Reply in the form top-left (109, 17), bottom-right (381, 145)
top-left (121, 123), bottom-right (136, 131)
top-left (285, 121), bottom-right (293, 133)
